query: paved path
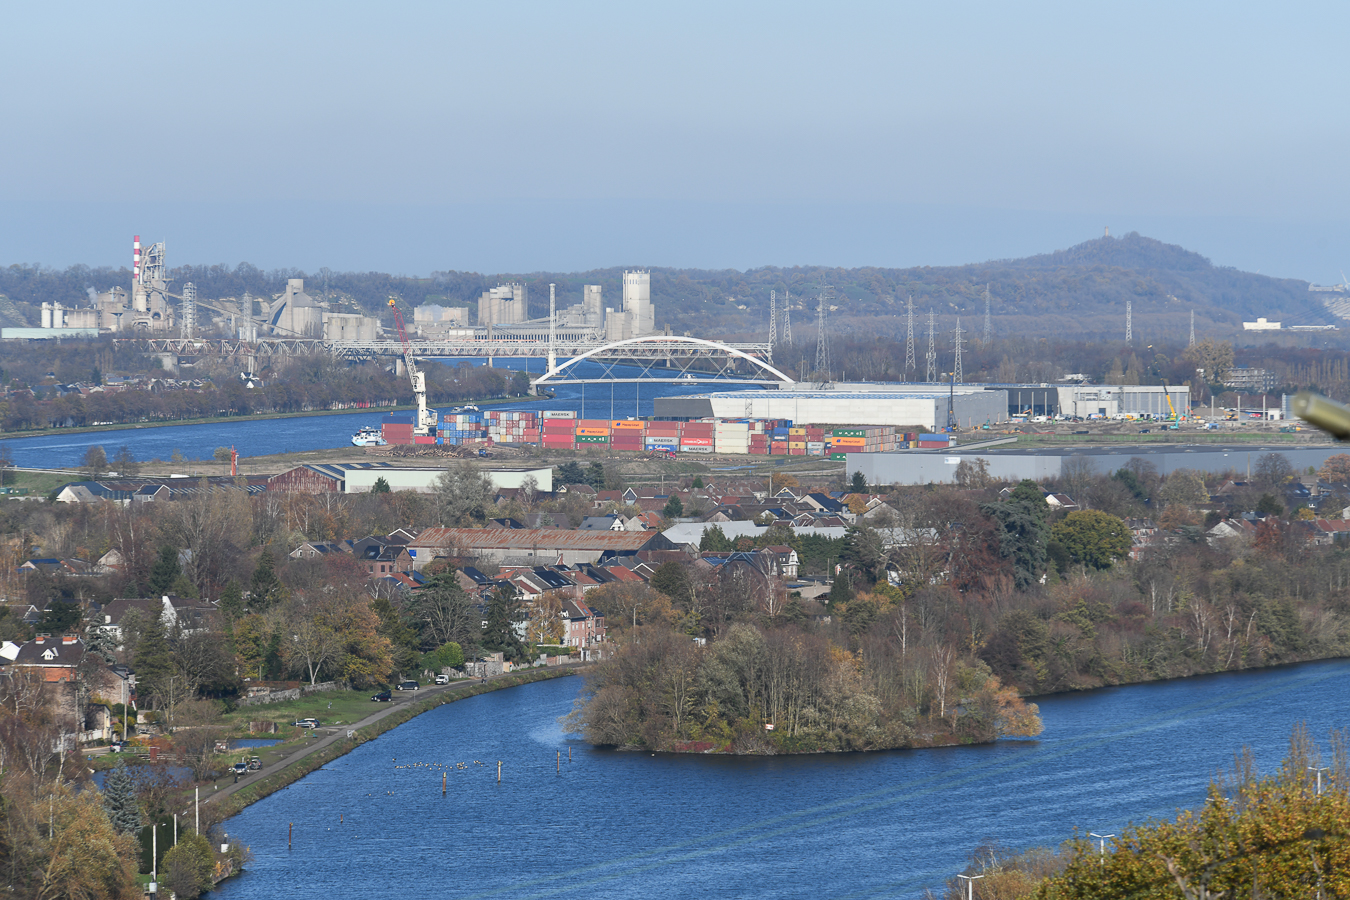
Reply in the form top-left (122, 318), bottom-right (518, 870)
top-left (204, 668), bottom-right (580, 805)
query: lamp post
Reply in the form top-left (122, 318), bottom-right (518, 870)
top-left (1308, 766), bottom-right (1331, 796)
top-left (1089, 832), bottom-right (1115, 863)
top-left (956, 873), bottom-right (984, 900)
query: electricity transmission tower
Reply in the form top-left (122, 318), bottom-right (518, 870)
top-left (1189, 310), bottom-right (1195, 346)
top-left (982, 283), bottom-right (992, 347)
top-left (815, 287), bottom-right (832, 382)
top-left (925, 310), bottom-right (938, 383)
top-left (781, 290), bottom-right (792, 344)
top-left (769, 290), bottom-right (777, 346)
top-left (904, 295), bottom-right (916, 375)
top-left (1126, 300), bottom-right (1133, 343)
top-left (952, 317), bottom-right (965, 384)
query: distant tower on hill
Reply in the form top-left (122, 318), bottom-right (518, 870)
top-left (781, 290), bottom-right (792, 344)
top-left (815, 287), bottom-right (832, 382)
top-left (982, 283), bottom-right (992, 347)
top-left (1126, 300), bottom-right (1133, 343)
top-left (925, 310), bottom-right (938, 383)
top-left (1189, 310), bottom-right (1196, 346)
top-left (952, 317), bottom-right (965, 384)
top-left (769, 290), bottom-right (777, 346)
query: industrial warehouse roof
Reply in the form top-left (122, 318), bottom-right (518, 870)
top-left (411, 528), bottom-right (669, 551)
top-left (682, 390), bottom-right (991, 401)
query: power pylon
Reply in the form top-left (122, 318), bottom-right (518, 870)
top-left (769, 290), bottom-right (777, 346)
top-left (1189, 310), bottom-right (1195, 347)
top-left (904, 295), bottom-right (916, 374)
top-left (1126, 300), bottom-right (1133, 343)
top-left (925, 310), bottom-right (938, 383)
top-left (815, 286), bottom-right (832, 381)
top-left (982, 283), bottom-right (992, 347)
top-left (781, 289), bottom-right (792, 344)
top-left (952, 317), bottom-right (965, 385)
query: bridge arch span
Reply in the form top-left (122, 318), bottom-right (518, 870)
top-left (532, 334), bottom-right (794, 386)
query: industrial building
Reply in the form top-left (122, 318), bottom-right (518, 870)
top-left (267, 463), bottom-right (552, 494)
top-left (851, 444), bottom-right (1348, 486)
top-left (655, 385), bottom-right (1009, 431)
top-left (478, 283), bottom-right (529, 326)
top-left (1051, 384), bottom-right (1191, 419)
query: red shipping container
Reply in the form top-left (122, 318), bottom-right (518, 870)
top-left (414, 436), bottom-right (436, 444)
top-left (790, 447), bottom-right (805, 455)
top-left (681, 438), bottom-right (713, 446)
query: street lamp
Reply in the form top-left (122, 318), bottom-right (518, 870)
top-left (1308, 766), bottom-right (1331, 796)
top-left (956, 873), bottom-right (984, 900)
top-left (1089, 832), bottom-right (1114, 865)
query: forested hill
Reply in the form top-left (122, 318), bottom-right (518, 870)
top-left (0, 233), bottom-right (1332, 340)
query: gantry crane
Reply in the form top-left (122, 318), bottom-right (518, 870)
top-left (388, 297), bottom-right (437, 437)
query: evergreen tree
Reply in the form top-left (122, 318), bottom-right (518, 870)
top-left (102, 760), bottom-right (142, 835)
top-left (371, 476), bottom-right (391, 494)
top-left (586, 462), bottom-right (606, 490)
top-left (662, 495), bottom-right (684, 518)
top-left (147, 545), bottom-right (181, 596)
top-left (249, 548), bottom-right (282, 612)
top-left (699, 524), bottom-right (734, 552)
top-left (850, 470), bottom-right (867, 493)
top-left (556, 461), bottom-right (586, 486)
top-left (135, 617), bottom-right (174, 709)
top-left (218, 580), bottom-right (245, 621)
top-left (482, 585), bottom-right (526, 662)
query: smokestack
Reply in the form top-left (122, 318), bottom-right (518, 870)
top-left (133, 235), bottom-right (141, 284)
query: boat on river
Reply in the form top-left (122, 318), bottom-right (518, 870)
top-left (350, 426), bottom-right (387, 446)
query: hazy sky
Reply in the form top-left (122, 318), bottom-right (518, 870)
top-left (4, 2), bottom-right (1349, 281)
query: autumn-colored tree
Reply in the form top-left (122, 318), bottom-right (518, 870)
top-left (1035, 728), bottom-right (1350, 899)
top-left (1319, 452), bottom-right (1350, 484)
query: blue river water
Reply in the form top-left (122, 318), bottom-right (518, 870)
top-left (211, 659), bottom-right (1350, 900)
top-left (0, 359), bottom-right (749, 469)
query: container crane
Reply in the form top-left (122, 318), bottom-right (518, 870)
top-left (388, 298), bottom-right (437, 437)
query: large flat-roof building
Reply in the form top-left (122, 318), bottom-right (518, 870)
top-left (654, 385), bottom-right (1009, 431)
top-left (852, 443), bottom-right (1343, 486)
top-left (267, 463), bottom-right (552, 494)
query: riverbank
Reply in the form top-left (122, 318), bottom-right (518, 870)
top-left (206, 667), bottom-right (580, 822)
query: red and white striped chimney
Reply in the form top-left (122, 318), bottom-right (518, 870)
top-left (133, 235), bottom-right (141, 283)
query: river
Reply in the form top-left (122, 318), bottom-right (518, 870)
top-left (211, 659), bottom-right (1350, 900)
top-left (0, 359), bottom-right (754, 469)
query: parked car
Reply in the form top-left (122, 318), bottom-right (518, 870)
top-left (247, 756), bottom-right (262, 771)
top-left (293, 717), bottom-right (320, 728)
top-left (231, 761), bottom-right (248, 774)
top-left (371, 690), bottom-right (393, 702)
top-left (434, 674), bottom-right (450, 685)
top-left (397, 680), bottom-right (419, 691)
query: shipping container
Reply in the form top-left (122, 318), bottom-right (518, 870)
top-left (542, 410), bottom-right (577, 419)
top-left (577, 435), bottom-right (609, 443)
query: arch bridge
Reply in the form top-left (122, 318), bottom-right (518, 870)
top-left (531, 335), bottom-right (794, 388)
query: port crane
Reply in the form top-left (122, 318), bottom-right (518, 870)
top-left (388, 298), bottom-right (437, 437)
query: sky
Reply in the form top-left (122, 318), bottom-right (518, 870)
top-left (3, 1), bottom-right (1350, 282)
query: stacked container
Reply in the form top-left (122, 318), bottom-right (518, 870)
top-left (646, 421), bottom-right (680, 452)
top-left (382, 415), bottom-right (415, 445)
top-left (610, 420), bottom-right (645, 452)
top-left (542, 413), bottom-right (576, 451)
top-left (681, 420), bottom-right (715, 453)
top-left (714, 421), bottom-right (749, 454)
top-left (576, 419), bottom-right (610, 447)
